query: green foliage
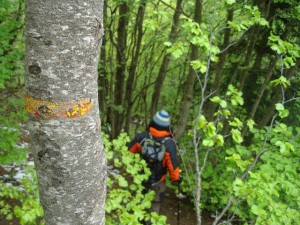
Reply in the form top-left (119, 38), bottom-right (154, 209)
top-left (180, 81), bottom-right (300, 224)
top-left (0, 165), bottom-right (44, 225)
top-left (0, 97), bottom-right (28, 165)
top-left (226, 84), bottom-right (244, 106)
top-left (228, 5), bottom-right (269, 32)
top-left (270, 76), bottom-right (291, 88)
top-left (268, 33), bottom-right (300, 68)
top-left (275, 103), bottom-right (289, 118)
top-left (230, 124), bottom-right (300, 224)
top-left (165, 14), bottom-right (221, 72)
top-left (1, 0), bottom-right (299, 224)
top-left (0, 0), bottom-right (25, 89)
top-left (103, 133), bottom-right (168, 225)
top-left (0, 0), bottom-right (27, 165)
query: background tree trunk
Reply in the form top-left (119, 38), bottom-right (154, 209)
top-left (25, 1), bottom-right (106, 224)
top-left (176, 0), bottom-right (202, 138)
top-left (205, 8), bottom-right (233, 121)
top-left (150, 0), bottom-right (183, 116)
top-left (124, 0), bottom-right (147, 133)
top-left (111, 3), bottom-right (129, 138)
top-left (98, 0), bottom-right (108, 124)
top-left (258, 59), bottom-right (300, 128)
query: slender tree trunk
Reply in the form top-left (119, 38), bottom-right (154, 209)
top-left (111, 3), bottom-right (129, 138)
top-left (237, 26), bottom-right (259, 91)
top-left (248, 57), bottom-right (277, 121)
top-left (124, 1), bottom-right (147, 133)
top-left (205, 9), bottom-right (233, 121)
top-left (25, 1), bottom-right (106, 224)
top-left (258, 59), bottom-right (300, 128)
top-left (98, 0), bottom-right (108, 124)
top-left (176, 0), bottom-right (202, 139)
top-left (150, 0), bottom-right (183, 116)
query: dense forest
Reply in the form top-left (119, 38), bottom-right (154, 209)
top-left (1, 0), bottom-right (299, 224)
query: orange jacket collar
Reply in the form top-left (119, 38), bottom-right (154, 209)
top-left (149, 127), bottom-right (171, 138)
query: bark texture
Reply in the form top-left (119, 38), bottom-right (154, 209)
top-left (150, 0), bottom-right (183, 117)
top-left (25, 1), bottom-right (106, 224)
top-left (176, 0), bottom-right (202, 138)
top-left (124, 0), bottom-right (147, 133)
top-left (205, 9), bottom-right (233, 121)
top-left (111, 3), bottom-right (129, 138)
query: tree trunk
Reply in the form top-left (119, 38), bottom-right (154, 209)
top-left (98, 0), bottom-right (108, 124)
top-left (25, 1), bottom-right (106, 224)
top-left (205, 9), bottom-right (233, 121)
top-left (248, 57), bottom-right (277, 121)
top-left (111, 3), bottom-right (129, 138)
top-left (176, 0), bottom-right (202, 139)
top-left (150, 0), bottom-right (183, 116)
top-left (237, 26), bottom-right (259, 91)
top-left (258, 59), bottom-right (300, 128)
top-left (124, 0), bottom-right (147, 133)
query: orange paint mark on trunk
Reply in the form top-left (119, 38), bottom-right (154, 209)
top-left (25, 96), bottom-right (93, 119)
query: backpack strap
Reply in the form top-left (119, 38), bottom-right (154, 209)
top-left (140, 132), bottom-right (170, 147)
top-left (161, 136), bottom-right (170, 144)
top-left (140, 132), bottom-right (152, 146)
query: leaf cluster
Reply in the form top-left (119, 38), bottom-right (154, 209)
top-left (0, 165), bottom-right (44, 225)
top-left (103, 133), bottom-right (168, 225)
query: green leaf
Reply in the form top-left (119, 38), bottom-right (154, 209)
top-left (275, 103), bottom-right (284, 111)
top-left (231, 129), bottom-right (243, 143)
top-left (106, 150), bottom-right (113, 160)
top-left (172, 48), bottom-right (183, 58)
top-left (205, 122), bottom-right (216, 138)
top-left (247, 119), bottom-right (255, 131)
top-left (190, 60), bottom-right (202, 70)
top-left (197, 115), bottom-right (207, 129)
top-left (215, 134), bottom-right (224, 147)
top-left (275, 103), bottom-right (289, 118)
top-left (275, 141), bottom-right (288, 155)
top-left (285, 142), bottom-right (295, 152)
top-left (203, 139), bottom-right (214, 147)
top-left (229, 118), bottom-right (243, 129)
top-left (114, 158), bottom-right (122, 167)
top-left (220, 100), bottom-right (227, 108)
top-left (163, 41), bottom-right (172, 47)
top-left (210, 96), bottom-right (227, 108)
top-left (251, 205), bottom-right (260, 215)
top-left (271, 76), bottom-right (290, 87)
top-left (210, 96), bottom-right (221, 103)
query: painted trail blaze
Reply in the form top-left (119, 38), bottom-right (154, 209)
top-left (25, 96), bottom-right (93, 119)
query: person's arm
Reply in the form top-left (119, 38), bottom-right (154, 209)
top-left (126, 131), bottom-right (146, 154)
top-left (164, 140), bottom-right (181, 182)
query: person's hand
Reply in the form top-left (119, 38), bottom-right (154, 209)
top-left (177, 174), bottom-right (183, 183)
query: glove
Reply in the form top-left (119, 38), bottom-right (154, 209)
top-left (177, 174), bottom-right (183, 183)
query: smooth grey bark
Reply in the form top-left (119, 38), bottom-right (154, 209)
top-left (25, 1), bottom-right (106, 225)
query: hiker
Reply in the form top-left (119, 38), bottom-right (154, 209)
top-left (127, 110), bottom-right (182, 214)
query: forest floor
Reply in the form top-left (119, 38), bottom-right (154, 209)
top-left (161, 187), bottom-right (214, 225)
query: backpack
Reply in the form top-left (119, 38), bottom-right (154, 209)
top-left (140, 133), bottom-right (170, 183)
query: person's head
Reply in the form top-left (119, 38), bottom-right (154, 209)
top-left (150, 110), bottom-right (171, 131)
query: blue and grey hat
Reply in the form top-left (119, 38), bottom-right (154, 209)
top-left (153, 110), bottom-right (170, 127)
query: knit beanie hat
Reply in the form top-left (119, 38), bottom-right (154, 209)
top-left (153, 110), bottom-right (170, 128)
